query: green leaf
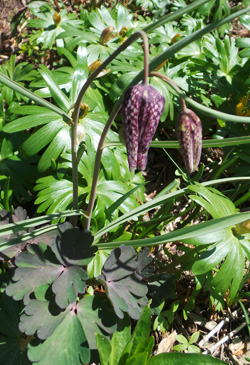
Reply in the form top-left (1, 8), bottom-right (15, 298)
top-left (175, 334), bottom-right (189, 345)
top-left (96, 212), bottom-right (250, 249)
top-left (28, 311), bottom-right (90, 365)
top-left (96, 334), bottom-right (112, 365)
top-left (188, 184), bottom-right (237, 218)
top-left (34, 176), bottom-right (74, 214)
top-left (5, 243), bottom-right (61, 302)
top-left (108, 316), bottom-right (131, 365)
top-left (51, 225), bottom-right (96, 267)
top-left (94, 178), bottom-right (250, 241)
top-left (189, 332), bottom-right (200, 344)
top-left (125, 351), bottom-right (149, 365)
top-left (38, 65), bottom-right (70, 112)
top-left (148, 352), bottom-right (228, 364)
top-left (20, 119), bottom-right (65, 157)
top-left (0, 72), bottom-right (70, 121)
top-left (70, 44), bottom-right (89, 105)
top-left (37, 126), bottom-right (71, 172)
top-left (120, 306), bottom-right (151, 363)
top-left (3, 112), bottom-right (62, 133)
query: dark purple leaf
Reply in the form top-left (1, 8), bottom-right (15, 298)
top-left (98, 245), bottom-right (148, 319)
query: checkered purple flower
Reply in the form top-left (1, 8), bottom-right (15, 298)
top-left (176, 108), bottom-right (202, 173)
top-left (123, 84), bottom-right (165, 171)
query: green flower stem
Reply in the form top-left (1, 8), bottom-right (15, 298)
top-left (150, 71), bottom-right (250, 123)
top-left (235, 190), bottom-right (250, 207)
top-left (84, 102), bottom-right (122, 231)
top-left (71, 31), bottom-right (149, 226)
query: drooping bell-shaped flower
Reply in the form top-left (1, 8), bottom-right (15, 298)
top-left (123, 84), bottom-right (165, 171)
top-left (176, 108), bottom-right (202, 174)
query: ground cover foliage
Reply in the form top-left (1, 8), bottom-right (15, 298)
top-left (1, 0), bottom-right (250, 364)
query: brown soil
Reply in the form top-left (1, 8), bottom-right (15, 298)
top-left (0, 0), bottom-right (25, 58)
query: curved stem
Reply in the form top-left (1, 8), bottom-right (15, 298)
top-left (71, 31), bottom-right (149, 226)
top-left (150, 71), bottom-right (250, 123)
top-left (180, 97), bottom-right (187, 112)
top-left (150, 71), bottom-right (183, 95)
top-left (84, 102), bottom-right (123, 230)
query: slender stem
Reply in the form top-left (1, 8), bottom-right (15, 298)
top-left (54, 0), bottom-right (61, 12)
top-left (150, 71), bottom-right (183, 95)
top-left (84, 102), bottom-right (123, 230)
top-left (71, 31), bottom-right (148, 226)
top-left (141, 32), bottom-right (149, 85)
top-left (180, 97), bottom-right (187, 111)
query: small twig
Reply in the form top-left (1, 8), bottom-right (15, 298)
top-left (200, 306), bottom-right (250, 355)
top-left (199, 308), bottom-right (239, 348)
top-left (202, 322), bottom-right (247, 355)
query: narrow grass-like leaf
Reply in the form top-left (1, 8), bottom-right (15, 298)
top-left (108, 136), bottom-right (250, 149)
top-left (96, 212), bottom-right (250, 249)
top-left (239, 301), bottom-right (250, 336)
top-left (0, 211), bottom-right (83, 234)
top-left (94, 178), bottom-right (250, 240)
top-left (0, 72), bottom-right (71, 121)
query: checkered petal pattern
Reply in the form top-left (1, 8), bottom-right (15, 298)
top-left (176, 108), bottom-right (202, 173)
top-left (122, 84), bottom-right (165, 171)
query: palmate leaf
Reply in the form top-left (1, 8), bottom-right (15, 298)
top-left (20, 298), bottom-right (70, 340)
top-left (19, 295), bottom-right (117, 364)
top-left (4, 104), bottom-right (71, 173)
top-left (185, 184), bottom-right (250, 300)
top-left (34, 176), bottom-right (75, 214)
top-left (27, 2), bottom-right (83, 50)
top-left (98, 245), bottom-right (148, 320)
top-left (6, 226), bottom-right (95, 308)
top-left (21, 293), bottom-right (117, 348)
top-left (34, 133), bottom-right (144, 223)
top-left (27, 311), bottom-right (90, 365)
top-left (77, 295), bottom-right (118, 349)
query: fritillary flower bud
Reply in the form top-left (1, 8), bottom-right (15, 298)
top-left (100, 26), bottom-right (117, 45)
top-left (53, 12), bottom-right (61, 27)
top-left (234, 219), bottom-right (250, 235)
top-left (176, 108), bottom-right (202, 174)
top-left (123, 84), bottom-right (165, 171)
